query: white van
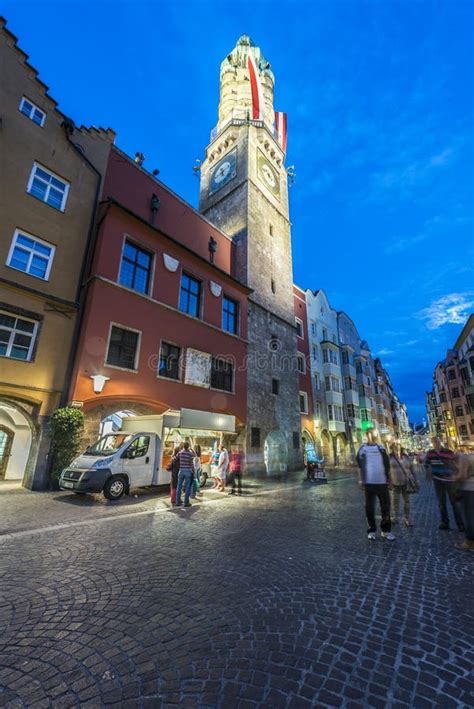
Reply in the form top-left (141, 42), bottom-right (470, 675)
top-left (59, 409), bottom-right (235, 500)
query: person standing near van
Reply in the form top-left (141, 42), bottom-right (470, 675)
top-left (175, 442), bottom-right (195, 508)
top-left (228, 446), bottom-right (244, 495)
top-left (191, 444), bottom-right (202, 499)
top-left (169, 447), bottom-right (181, 504)
top-left (357, 432), bottom-right (395, 541)
top-left (216, 444), bottom-right (229, 492)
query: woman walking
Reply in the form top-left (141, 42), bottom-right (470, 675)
top-left (389, 443), bottom-right (413, 527)
top-left (191, 444), bottom-right (202, 499)
top-left (216, 444), bottom-right (229, 492)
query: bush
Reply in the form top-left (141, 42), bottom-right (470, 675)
top-left (50, 407), bottom-right (85, 479)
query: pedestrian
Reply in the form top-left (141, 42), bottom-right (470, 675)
top-left (424, 437), bottom-right (465, 532)
top-left (453, 453), bottom-right (474, 552)
top-left (210, 446), bottom-right (220, 489)
top-left (168, 446), bottom-right (180, 505)
top-left (356, 432), bottom-right (395, 541)
top-left (191, 444), bottom-right (202, 499)
top-left (216, 444), bottom-right (229, 492)
top-left (228, 445), bottom-right (244, 495)
top-left (174, 441), bottom-right (195, 508)
top-left (388, 443), bottom-right (413, 527)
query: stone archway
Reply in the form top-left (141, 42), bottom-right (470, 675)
top-left (82, 400), bottom-right (159, 449)
top-left (321, 430), bottom-right (332, 463)
top-left (264, 429), bottom-right (288, 475)
top-left (0, 399), bottom-right (39, 486)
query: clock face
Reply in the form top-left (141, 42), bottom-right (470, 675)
top-left (209, 150), bottom-right (237, 195)
top-left (257, 150), bottom-right (280, 198)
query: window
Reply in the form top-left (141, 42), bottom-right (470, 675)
top-left (27, 163), bottom-right (69, 211)
top-left (0, 311), bottom-right (38, 361)
top-left (118, 239), bottom-right (152, 294)
top-left (124, 436), bottom-right (150, 459)
top-left (346, 404), bottom-right (359, 418)
top-left (295, 318), bottom-right (303, 338)
top-left (331, 376), bottom-right (341, 392)
top-left (179, 273), bottom-right (201, 317)
top-left (356, 362), bottom-right (362, 374)
top-left (322, 327), bottom-right (328, 340)
top-left (159, 342), bottom-right (181, 380)
top-left (292, 432), bottom-right (300, 449)
top-left (19, 97), bottom-right (46, 126)
top-left (439, 392), bottom-right (447, 403)
top-left (7, 230), bottom-right (55, 280)
top-left (299, 392), bottom-right (308, 414)
top-left (106, 325), bottom-right (139, 370)
top-left (251, 427), bottom-right (261, 448)
top-left (312, 345), bottom-right (318, 360)
top-left (447, 369), bottom-right (456, 381)
top-left (222, 296), bottom-right (239, 334)
top-left (211, 358), bottom-right (233, 392)
top-left (327, 404), bottom-right (334, 420)
top-left (361, 408), bottom-right (370, 422)
top-left (335, 405), bottom-right (344, 421)
top-left (314, 401), bottom-right (321, 417)
top-left (322, 347), bottom-right (337, 365)
top-left (451, 388), bottom-right (460, 399)
top-left (272, 378), bottom-right (280, 395)
top-left (297, 353), bottom-right (306, 373)
top-left (341, 350), bottom-right (349, 365)
top-left (455, 405), bottom-right (464, 417)
top-left (314, 372), bottom-right (320, 390)
top-left (460, 368), bottom-right (469, 384)
top-left (311, 322), bottom-right (316, 336)
top-left (460, 425), bottom-right (468, 437)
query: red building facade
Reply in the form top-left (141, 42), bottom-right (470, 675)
top-left (293, 285), bottom-right (316, 458)
top-left (69, 147), bottom-right (250, 444)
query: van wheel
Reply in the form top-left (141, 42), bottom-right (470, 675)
top-left (103, 476), bottom-right (126, 500)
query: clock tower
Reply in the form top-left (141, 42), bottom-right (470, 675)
top-left (199, 35), bottom-right (302, 473)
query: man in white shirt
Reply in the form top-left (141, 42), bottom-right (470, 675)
top-left (356, 432), bottom-right (394, 541)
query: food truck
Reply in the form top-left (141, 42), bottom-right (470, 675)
top-left (59, 408), bottom-right (236, 500)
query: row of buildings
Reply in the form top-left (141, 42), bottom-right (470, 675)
top-left (426, 315), bottom-right (474, 450)
top-left (0, 20), bottom-right (409, 490)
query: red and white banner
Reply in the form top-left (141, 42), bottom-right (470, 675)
top-left (274, 111), bottom-right (287, 154)
top-left (247, 54), bottom-right (264, 121)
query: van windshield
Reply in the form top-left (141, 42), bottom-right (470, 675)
top-left (84, 433), bottom-right (133, 456)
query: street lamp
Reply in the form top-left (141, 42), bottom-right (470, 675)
top-left (90, 374), bottom-right (110, 394)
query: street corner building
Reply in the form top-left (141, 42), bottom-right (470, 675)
top-left (0, 18), bottom-right (114, 489)
top-left (0, 21), bottom-right (409, 489)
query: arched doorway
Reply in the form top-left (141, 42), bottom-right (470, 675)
top-left (0, 402), bottom-right (34, 481)
top-left (302, 429), bottom-right (317, 464)
top-left (321, 430), bottom-right (331, 463)
top-left (334, 433), bottom-right (350, 466)
top-left (264, 430), bottom-right (288, 474)
top-left (99, 410), bottom-right (137, 437)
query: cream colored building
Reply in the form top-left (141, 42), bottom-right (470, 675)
top-left (0, 18), bottom-right (114, 488)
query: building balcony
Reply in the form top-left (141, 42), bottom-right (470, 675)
top-left (328, 420), bottom-right (346, 433)
top-left (343, 389), bottom-right (359, 405)
top-left (341, 363), bottom-right (356, 378)
top-left (322, 362), bottom-right (342, 377)
top-left (359, 396), bottom-right (372, 409)
top-left (325, 390), bottom-right (343, 406)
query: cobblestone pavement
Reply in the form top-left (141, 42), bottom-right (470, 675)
top-left (0, 474), bottom-right (472, 708)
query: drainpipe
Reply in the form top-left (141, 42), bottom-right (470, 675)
top-left (59, 117), bottom-right (104, 408)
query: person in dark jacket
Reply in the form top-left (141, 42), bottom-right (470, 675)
top-left (169, 447), bottom-right (180, 505)
top-left (356, 432), bottom-right (394, 541)
top-left (424, 437), bottom-right (465, 532)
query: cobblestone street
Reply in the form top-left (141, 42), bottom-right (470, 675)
top-left (0, 474), bottom-right (472, 708)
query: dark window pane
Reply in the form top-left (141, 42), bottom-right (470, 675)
top-left (106, 326), bottom-right (139, 369)
top-left (179, 274), bottom-right (201, 317)
top-left (222, 296), bottom-right (238, 334)
top-left (211, 358), bottom-right (233, 392)
top-left (119, 240), bottom-right (152, 294)
top-left (159, 342), bottom-right (181, 380)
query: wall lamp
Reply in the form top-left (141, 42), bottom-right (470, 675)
top-left (90, 374), bottom-right (110, 394)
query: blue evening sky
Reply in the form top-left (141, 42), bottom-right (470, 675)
top-left (4, 0), bottom-right (473, 423)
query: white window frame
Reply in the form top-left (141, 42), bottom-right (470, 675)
top-left (19, 96), bottom-right (46, 127)
top-left (295, 317), bottom-right (304, 339)
top-left (27, 162), bottom-right (70, 212)
top-left (299, 391), bottom-right (308, 414)
top-left (104, 322), bottom-right (142, 372)
top-left (297, 353), bottom-right (306, 373)
top-left (7, 229), bottom-right (55, 281)
top-left (0, 310), bottom-right (39, 361)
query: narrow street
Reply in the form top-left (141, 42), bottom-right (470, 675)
top-left (0, 474), bottom-right (472, 708)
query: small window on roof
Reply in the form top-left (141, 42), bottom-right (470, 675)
top-left (19, 97), bottom-right (46, 127)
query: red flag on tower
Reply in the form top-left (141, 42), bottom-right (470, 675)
top-left (274, 112), bottom-right (287, 154)
top-left (247, 54), bottom-right (264, 120)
